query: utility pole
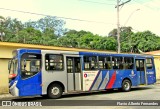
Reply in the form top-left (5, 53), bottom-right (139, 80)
top-left (117, 0), bottom-right (120, 53)
top-left (115, 0), bottom-right (131, 53)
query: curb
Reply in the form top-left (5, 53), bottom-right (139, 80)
top-left (0, 94), bottom-right (13, 99)
top-left (156, 80), bottom-right (160, 84)
top-left (156, 82), bottom-right (160, 84)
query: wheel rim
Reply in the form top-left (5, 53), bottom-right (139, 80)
top-left (51, 87), bottom-right (59, 95)
top-left (124, 82), bottom-right (130, 90)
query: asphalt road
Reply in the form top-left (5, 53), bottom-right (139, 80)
top-left (0, 84), bottom-right (160, 109)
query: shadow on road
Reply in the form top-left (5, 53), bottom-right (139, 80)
top-left (10, 86), bottom-right (153, 101)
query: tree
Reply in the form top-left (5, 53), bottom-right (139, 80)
top-left (28, 16), bottom-right (66, 36)
top-left (108, 28), bottom-right (117, 38)
top-left (12, 27), bottom-right (42, 43)
top-left (131, 31), bottom-right (160, 52)
top-left (96, 37), bottom-right (117, 50)
top-left (0, 16), bottom-right (6, 41)
top-left (1, 15), bottom-right (160, 53)
top-left (108, 26), bottom-right (133, 52)
top-left (2, 17), bottom-right (24, 42)
top-left (108, 26), bottom-right (132, 38)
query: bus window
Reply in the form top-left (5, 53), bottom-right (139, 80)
top-left (99, 56), bottom-right (111, 69)
top-left (74, 58), bottom-right (81, 72)
top-left (124, 57), bottom-right (134, 69)
top-left (84, 56), bottom-right (98, 70)
top-left (136, 60), bottom-right (144, 71)
top-left (45, 54), bottom-right (63, 71)
top-left (112, 57), bottom-right (123, 69)
top-left (146, 58), bottom-right (153, 69)
top-left (21, 54), bottom-right (41, 79)
top-left (67, 58), bottom-right (73, 73)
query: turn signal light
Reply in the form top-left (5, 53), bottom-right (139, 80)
top-left (9, 74), bottom-right (17, 79)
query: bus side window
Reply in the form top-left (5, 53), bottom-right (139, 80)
top-left (45, 54), bottom-right (63, 71)
top-left (105, 63), bottom-right (109, 69)
top-left (112, 57), bottom-right (123, 69)
top-left (49, 66), bottom-right (55, 70)
top-left (99, 56), bottom-right (111, 70)
top-left (91, 66), bottom-right (95, 70)
top-left (136, 60), bottom-right (140, 71)
top-left (146, 58), bottom-right (153, 69)
top-left (84, 56), bottom-right (98, 70)
top-left (124, 57), bottom-right (134, 69)
top-left (119, 63), bottom-right (124, 69)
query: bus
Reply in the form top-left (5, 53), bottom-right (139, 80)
top-left (8, 48), bottom-right (156, 98)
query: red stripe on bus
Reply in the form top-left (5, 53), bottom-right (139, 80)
top-left (106, 71), bottom-right (116, 89)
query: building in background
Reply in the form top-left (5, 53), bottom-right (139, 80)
top-left (144, 51), bottom-right (160, 81)
top-left (0, 42), bottom-right (115, 94)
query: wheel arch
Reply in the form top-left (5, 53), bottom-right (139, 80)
top-left (47, 81), bottom-right (65, 92)
top-left (122, 78), bottom-right (132, 86)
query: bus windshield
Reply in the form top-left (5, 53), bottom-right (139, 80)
top-left (9, 59), bottom-right (18, 79)
top-left (21, 54), bottom-right (41, 79)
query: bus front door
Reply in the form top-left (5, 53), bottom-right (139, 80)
top-left (66, 57), bottom-right (82, 91)
top-left (135, 59), bottom-right (147, 84)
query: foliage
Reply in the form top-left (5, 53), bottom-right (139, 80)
top-left (0, 15), bottom-right (160, 53)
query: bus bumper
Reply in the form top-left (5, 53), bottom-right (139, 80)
top-left (9, 81), bottom-right (19, 96)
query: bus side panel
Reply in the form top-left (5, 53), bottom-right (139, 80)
top-left (111, 70), bottom-right (139, 89)
top-left (82, 70), bottom-right (122, 91)
top-left (146, 58), bottom-right (156, 84)
top-left (105, 70), bottom-right (117, 89)
top-left (41, 50), bottom-right (79, 94)
top-left (83, 69), bottom-right (138, 91)
top-left (18, 71), bottom-right (42, 96)
top-left (17, 49), bottom-right (42, 96)
top-left (41, 53), bottom-right (67, 95)
top-left (83, 70), bottom-right (116, 91)
top-left (146, 69), bottom-right (156, 84)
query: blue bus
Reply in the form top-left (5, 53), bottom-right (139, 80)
top-left (8, 48), bottom-right (156, 98)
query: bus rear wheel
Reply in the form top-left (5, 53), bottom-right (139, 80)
top-left (47, 83), bottom-right (63, 99)
top-left (122, 79), bottom-right (131, 92)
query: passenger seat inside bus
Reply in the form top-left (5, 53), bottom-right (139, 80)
top-left (49, 66), bottom-right (55, 70)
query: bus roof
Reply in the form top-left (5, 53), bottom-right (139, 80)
top-left (16, 48), bottom-right (153, 58)
top-left (79, 51), bottom-right (153, 58)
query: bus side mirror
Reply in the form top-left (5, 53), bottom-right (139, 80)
top-left (8, 60), bottom-right (11, 70)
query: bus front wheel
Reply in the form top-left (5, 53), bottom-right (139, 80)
top-left (47, 83), bottom-right (63, 99)
top-left (122, 79), bottom-right (131, 92)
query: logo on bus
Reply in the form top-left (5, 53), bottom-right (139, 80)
top-left (129, 70), bottom-right (136, 77)
top-left (84, 73), bottom-right (87, 78)
top-left (147, 72), bottom-right (154, 75)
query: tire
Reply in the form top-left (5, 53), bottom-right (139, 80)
top-left (122, 79), bottom-right (131, 92)
top-left (47, 83), bottom-right (63, 99)
top-left (41, 95), bottom-right (48, 98)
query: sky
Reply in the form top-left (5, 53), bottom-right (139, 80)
top-left (0, 0), bottom-right (160, 36)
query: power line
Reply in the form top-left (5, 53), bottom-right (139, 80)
top-left (115, 0), bottom-right (131, 8)
top-left (78, 0), bottom-right (115, 5)
top-left (0, 7), bottom-right (142, 34)
top-left (0, 7), bottom-right (116, 25)
top-left (133, 0), bottom-right (159, 11)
